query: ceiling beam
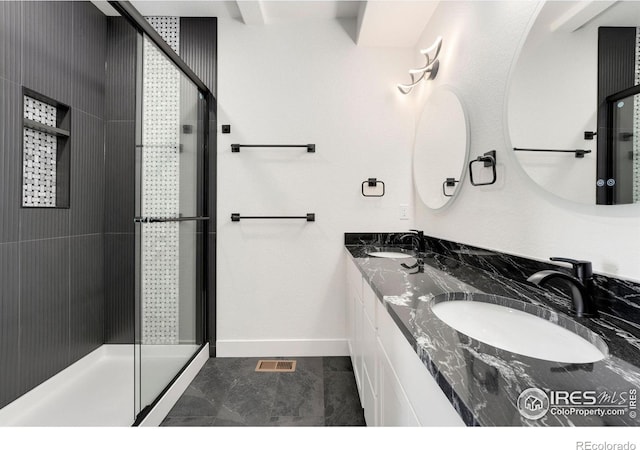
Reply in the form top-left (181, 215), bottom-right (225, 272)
top-left (236, 1), bottom-right (266, 26)
top-left (356, 1), bottom-right (439, 48)
top-left (550, 0), bottom-right (618, 32)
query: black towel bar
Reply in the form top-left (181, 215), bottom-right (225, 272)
top-left (231, 144), bottom-right (315, 153)
top-left (134, 216), bottom-right (209, 223)
top-left (231, 213), bottom-right (315, 222)
top-left (513, 147), bottom-right (591, 158)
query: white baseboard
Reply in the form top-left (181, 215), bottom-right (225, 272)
top-left (139, 343), bottom-right (210, 427)
top-left (216, 339), bottom-right (349, 357)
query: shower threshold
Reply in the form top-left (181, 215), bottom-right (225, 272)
top-left (0, 344), bottom-right (207, 427)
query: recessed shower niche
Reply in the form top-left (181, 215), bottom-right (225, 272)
top-left (21, 88), bottom-right (71, 208)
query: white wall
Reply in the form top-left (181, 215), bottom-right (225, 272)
top-left (509, 1), bottom-right (597, 204)
top-left (216, 18), bottom-right (415, 356)
top-left (413, 1), bottom-right (640, 281)
top-left (216, 2), bottom-right (640, 357)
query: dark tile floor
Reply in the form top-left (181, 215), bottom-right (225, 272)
top-left (161, 356), bottom-right (366, 427)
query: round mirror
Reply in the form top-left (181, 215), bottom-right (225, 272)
top-left (414, 86), bottom-right (469, 210)
top-left (508, 1), bottom-right (640, 205)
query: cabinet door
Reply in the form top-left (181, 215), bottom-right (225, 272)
top-left (362, 281), bottom-right (377, 330)
top-left (377, 305), bottom-right (465, 426)
top-left (362, 364), bottom-right (378, 427)
top-left (346, 253), bottom-right (362, 301)
top-left (353, 296), bottom-right (363, 401)
top-left (377, 339), bottom-right (420, 427)
top-left (346, 277), bottom-right (354, 357)
top-left (346, 256), bottom-right (362, 359)
top-left (346, 255), bottom-right (364, 402)
top-left (362, 308), bottom-right (377, 398)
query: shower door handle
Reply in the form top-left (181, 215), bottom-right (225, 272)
top-left (134, 216), bottom-right (210, 223)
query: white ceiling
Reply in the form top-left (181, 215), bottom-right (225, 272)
top-left (91, 0), bottom-right (439, 47)
top-left (260, 1), bottom-right (361, 23)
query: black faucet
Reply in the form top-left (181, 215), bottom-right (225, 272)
top-left (527, 257), bottom-right (598, 318)
top-left (399, 229), bottom-right (426, 253)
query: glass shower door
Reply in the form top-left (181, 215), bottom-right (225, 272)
top-left (134, 34), bottom-right (206, 417)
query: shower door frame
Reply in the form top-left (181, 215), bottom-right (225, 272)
top-left (109, 1), bottom-right (213, 424)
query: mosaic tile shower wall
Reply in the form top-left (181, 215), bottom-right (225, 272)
top-left (22, 96), bottom-right (57, 207)
top-left (141, 17), bottom-right (180, 344)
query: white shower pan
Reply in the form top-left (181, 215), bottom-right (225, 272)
top-left (0, 344), bottom-right (207, 427)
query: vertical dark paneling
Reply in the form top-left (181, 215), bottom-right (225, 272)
top-left (208, 102), bottom-right (217, 227)
top-left (71, 2), bottom-right (107, 119)
top-left (104, 233), bottom-right (135, 343)
top-left (104, 121), bottom-right (135, 233)
top-left (0, 1), bottom-right (22, 84)
top-left (0, 79), bottom-right (21, 244)
top-left (1, 2), bottom-right (109, 408)
top-left (180, 18), bottom-right (217, 96)
top-left (0, 243), bottom-right (21, 408)
top-left (596, 27), bottom-right (636, 205)
top-left (22, 1), bottom-right (73, 106)
top-left (71, 111), bottom-right (105, 235)
top-left (70, 234), bottom-right (104, 362)
top-left (104, 16), bottom-right (137, 344)
top-left (20, 208), bottom-right (70, 241)
top-left (106, 17), bottom-right (137, 121)
top-left (20, 238), bottom-right (70, 393)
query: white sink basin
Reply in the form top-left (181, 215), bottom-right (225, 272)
top-left (430, 295), bottom-right (607, 363)
top-left (366, 247), bottom-right (415, 259)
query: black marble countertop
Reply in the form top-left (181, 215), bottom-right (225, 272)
top-left (345, 234), bottom-right (640, 426)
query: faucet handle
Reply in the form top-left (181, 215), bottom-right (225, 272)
top-left (550, 257), bottom-right (593, 281)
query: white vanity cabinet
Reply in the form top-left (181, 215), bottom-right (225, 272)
top-left (377, 337), bottom-right (420, 426)
top-left (345, 252), bottom-right (465, 427)
top-left (346, 252), bottom-right (363, 400)
top-left (362, 282), bottom-right (379, 426)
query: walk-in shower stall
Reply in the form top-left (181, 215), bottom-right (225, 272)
top-left (0, 1), bottom-right (215, 426)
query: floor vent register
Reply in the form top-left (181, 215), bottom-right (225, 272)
top-left (255, 360), bottom-right (297, 372)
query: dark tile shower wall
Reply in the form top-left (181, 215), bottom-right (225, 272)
top-left (104, 17), bottom-right (137, 344)
top-left (103, 17), bottom-right (218, 350)
top-left (0, 2), bottom-right (106, 408)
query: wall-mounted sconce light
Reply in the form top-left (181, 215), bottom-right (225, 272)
top-left (397, 36), bottom-right (443, 95)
